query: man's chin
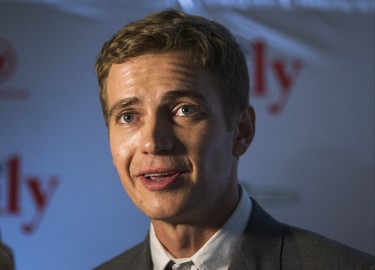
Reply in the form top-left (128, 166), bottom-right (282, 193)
top-left (145, 206), bottom-right (190, 224)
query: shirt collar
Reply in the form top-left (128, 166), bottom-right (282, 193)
top-left (150, 184), bottom-right (252, 270)
top-left (150, 223), bottom-right (171, 270)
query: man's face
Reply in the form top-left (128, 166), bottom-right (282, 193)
top-left (106, 52), bottom-right (246, 224)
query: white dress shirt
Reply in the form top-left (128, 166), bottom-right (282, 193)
top-left (150, 184), bottom-right (252, 270)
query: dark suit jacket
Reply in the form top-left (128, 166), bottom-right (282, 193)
top-left (95, 199), bottom-right (375, 269)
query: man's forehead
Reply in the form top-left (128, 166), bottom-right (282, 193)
top-left (107, 52), bottom-right (213, 90)
top-left (112, 52), bottom-right (197, 70)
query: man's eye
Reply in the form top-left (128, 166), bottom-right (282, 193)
top-left (175, 105), bottom-right (198, 116)
top-left (119, 113), bottom-right (136, 123)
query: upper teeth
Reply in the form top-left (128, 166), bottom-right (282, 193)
top-left (144, 172), bottom-right (172, 178)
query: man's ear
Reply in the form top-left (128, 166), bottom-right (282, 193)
top-left (232, 106), bottom-right (256, 158)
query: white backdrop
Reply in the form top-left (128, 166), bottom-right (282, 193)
top-left (0, 1), bottom-right (374, 269)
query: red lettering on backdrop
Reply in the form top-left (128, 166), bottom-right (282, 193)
top-left (23, 177), bottom-right (59, 233)
top-left (0, 155), bottom-right (60, 234)
top-left (269, 59), bottom-right (303, 114)
top-left (7, 157), bottom-right (20, 213)
top-left (251, 40), bottom-right (303, 114)
top-left (253, 41), bottom-right (266, 96)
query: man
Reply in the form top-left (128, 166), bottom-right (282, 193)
top-left (94, 9), bottom-right (374, 270)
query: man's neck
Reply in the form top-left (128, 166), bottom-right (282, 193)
top-left (151, 184), bottom-right (240, 258)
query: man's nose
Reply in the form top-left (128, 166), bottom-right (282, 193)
top-left (141, 114), bottom-right (174, 155)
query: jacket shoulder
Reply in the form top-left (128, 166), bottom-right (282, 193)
top-left (282, 224), bottom-right (375, 269)
top-left (231, 199), bottom-right (375, 270)
top-left (94, 241), bottom-right (150, 270)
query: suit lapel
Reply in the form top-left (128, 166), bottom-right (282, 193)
top-left (229, 199), bottom-right (283, 270)
top-left (128, 234), bottom-right (153, 270)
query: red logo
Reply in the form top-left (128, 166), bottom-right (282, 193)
top-left (250, 40), bottom-right (303, 114)
top-left (0, 36), bottom-right (30, 100)
top-left (0, 155), bottom-right (60, 234)
top-left (0, 36), bottom-right (17, 85)
top-left (237, 37), bottom-right (304, 115)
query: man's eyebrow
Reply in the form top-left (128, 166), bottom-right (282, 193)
top-left (162, 90), bottom-right (208, 104)
top-left (108, 96), bottom-right (139, 118)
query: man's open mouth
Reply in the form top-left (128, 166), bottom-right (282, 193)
top-left (139, 170), bottom-right (184, 191)
top-left (143, 172), bottom-right (177, 181)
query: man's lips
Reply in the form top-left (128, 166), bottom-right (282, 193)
top-left (143, 171), bottom-right (178, 180)
top-left (137, 169), bottom-right (186, 191)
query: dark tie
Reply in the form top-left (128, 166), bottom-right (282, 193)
top-left (165, 260), bottom-right (194, 270)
